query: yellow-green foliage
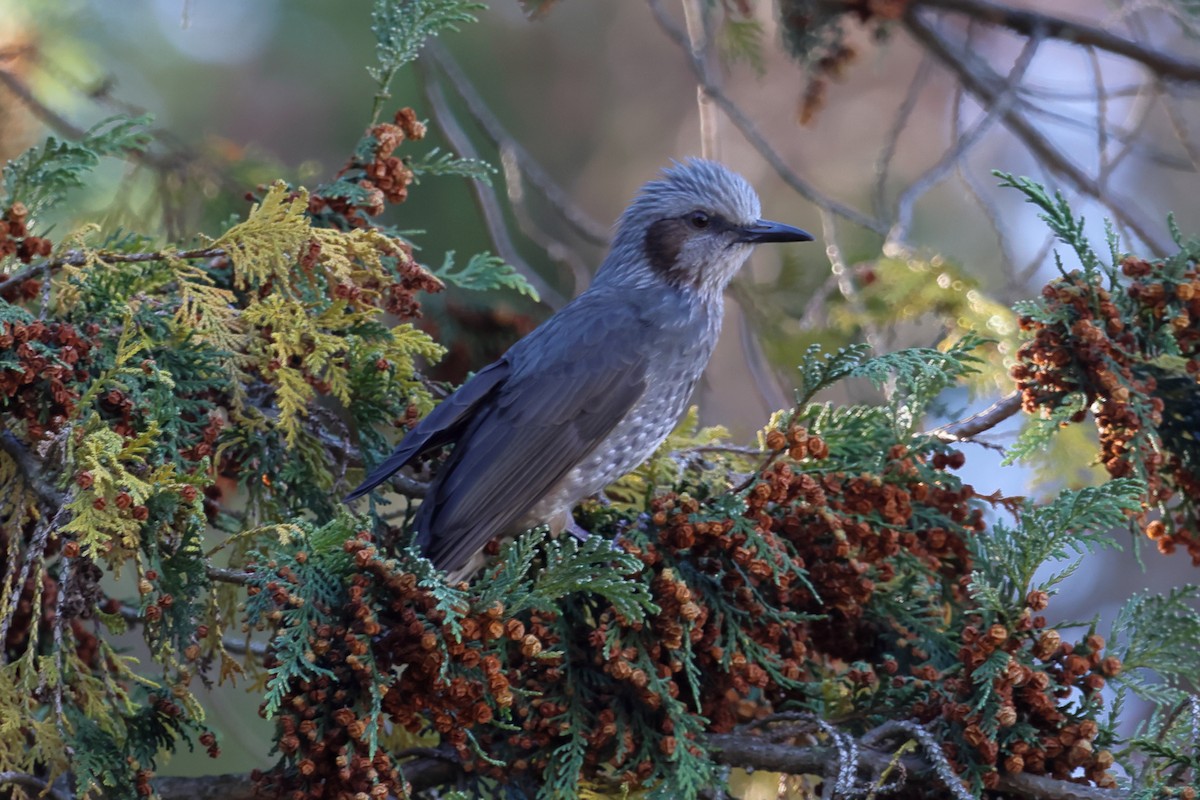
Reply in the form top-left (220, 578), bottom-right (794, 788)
top-left (0, 451), bottom-right (37, 530)
top-left (215, 181), bottom-right (444, 442)
top-left (59, 425), bottom-right (181, 562)
top-left (174, 259), bottom-right (245, 354)
top-left (217, 181), bottom-right (411, 306)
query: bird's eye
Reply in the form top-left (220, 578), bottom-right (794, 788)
top-left (687, 211), bottom-right (711, 230)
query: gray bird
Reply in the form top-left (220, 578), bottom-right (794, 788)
top-left (346, 159), bottom-right (812, 573)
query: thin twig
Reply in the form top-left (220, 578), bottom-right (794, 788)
top-left (645, 0), bottom-right (888, 235)
top-left (0, 66), bottom-right (86, 138)
top-left (0, 247), bottom-right (225, 295)
top-left (142, 722), bottom-right (1129, 800)
top-left (681, 0), bottom-right (720, 160)
top-left (500, 144), bottom-right (593, 295)
top-left (119, 603), bottom-right (269, 658)
top-left (822, 208), bottom-right (884, 355)
top-left (1158, 80), bottom-right (1200, 174)
top-left (1088, 47), bottom-right (1111, 185)
top-left (206, 567), bottom-right (254, 586)
top-left (0, 65), bottom-right (194, 178)
top-left (951, 21), bottom-right (1017, 289)
top-left (0, 772), bottom-right (70, 800)
top-left (728, 285), bottom-right (790, 414)
top-left (728, 448), bottom-right (785, 496)
top-left (424, 44), bottom-right (610, 247)
top-left (1013, 95), bottom-right (1192, 173)
top-left (418, 67), bottom-right (567, 310)
top-left (873, 55), bottom-right (933, 223)
top-left (927, 391), bottom-right (1022, 443)
top-left (1012, 231), bottom-right (1059, 293)
top-left (888, 26), bottom-right (1043, 245)
top-left (674, 444), bottom-right (769, 457)
top-left (0, 430), bottom-right (66, 510)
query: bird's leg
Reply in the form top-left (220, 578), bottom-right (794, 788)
top-left (563, 516), bottom-right (592, 543)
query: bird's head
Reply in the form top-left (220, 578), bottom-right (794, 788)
top-left (599, 158), bottom-right (812, 296)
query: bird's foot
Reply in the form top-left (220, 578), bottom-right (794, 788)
top-left (563, 517), bottom-right (592, 543)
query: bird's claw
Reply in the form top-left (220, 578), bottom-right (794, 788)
top-left (564, 518), bottom-right (623, 552)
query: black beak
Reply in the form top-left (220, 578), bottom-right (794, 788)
top-left (736, 219), bottom-right (814, 244)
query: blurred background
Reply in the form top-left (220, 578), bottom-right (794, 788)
top-left (3, 0), bottom-right (1199, 774)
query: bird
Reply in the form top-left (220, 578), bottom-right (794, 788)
top-left (346, 158), bottom-right (812, 574)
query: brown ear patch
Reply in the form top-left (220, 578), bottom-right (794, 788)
top-left (643, 218), bottom-right (689, 280)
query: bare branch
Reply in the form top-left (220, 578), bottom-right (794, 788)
top-left (119, 603), bottom-right (270, 658)
top-left (152, 753), bottom-right (460, 800)
top-left (0, 247), bottom-right (225, 296)
top-left (153, 772), bottom-right (257, 800)
top-left (500, 144), bottom-right (593, 295)
top-left (927, 390), bottom-right (1022, 443)
top-left (140, 722), bottom-right (1130, 800)
top-left (0, 430), bottom-right (66, 510)
top-left (418, 68), bottom-right (567, 311)
top-left (0, 772), bottom-right (69, 800)
top-left (681, 0), bottom-right (721, 160)
top-left (710, 719), bottom-right (1126, 800)
top-left (424, 44), bottom-right (610, 247)
top-left (673, 444), bottom-right (768, 457)
top-left (873, 55), bottom-right (934, 222)
top-left (887, 25), bottom-right (1043, 245)
top-left (914, 0), bottom-right (1200, 83)
top-left (903, 8), bottom-right (1170, 256)
top-left (727, 284), bottom-right (790, 414)
top-left (0, 66), bottom-right (87, 139)
top-left (206, 567), bottom-right (254, 586)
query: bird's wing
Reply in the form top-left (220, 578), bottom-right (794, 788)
top-left (418, 301), bottom-right (652, 571)
top-left (344, 359), bottom-right (511, 502)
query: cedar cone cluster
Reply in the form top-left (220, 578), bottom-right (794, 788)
top-left (307, 108), bottom-right (427, 228)
top-left (641, 440), bottom-right (930, 716)
top-left (298, 108), bottom-right (444, 321)
top-left (253, 422), bottom-right (1120, 796)
top-left (1012, 260), bottom-right (1200, 562)
top-left (0, 319), bottom-right (94, 440)
top-left (251, 533), bottom-right (566, 799)
top-left (0, 202), bottom-right (52, 265)
top-left (910, 607), bottom-right (1120, 789)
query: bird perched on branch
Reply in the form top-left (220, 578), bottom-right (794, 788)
top-left (346, 159), bottom-right (812, 574)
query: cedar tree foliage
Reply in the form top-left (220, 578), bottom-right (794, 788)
top-left (1, 3), bottom-right (1200, 800)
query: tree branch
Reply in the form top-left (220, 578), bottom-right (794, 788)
top-left (927, 390), bottom-right (1022, 443)
top-left (0, 430), bottom-right (66, 510)
top-left (205, 567), bottom-right (254, 586)
top-left (0, 772), bottom-right (69, 800)
top-left (424, 44), bottom-right (611, 249)
top-left (0, 247), bottom-right (225, 296)
top-left (914, 0), bottom-right (1200, 83)
top-left (888, 25), bottom-right (1043, 245)
top-left (143, 716), bottom-right (1134, 800)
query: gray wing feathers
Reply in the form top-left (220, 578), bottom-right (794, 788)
top-left (419, 302), bottom-right (653, 570)
top-left (420, 359), bottom-right (646, 570)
